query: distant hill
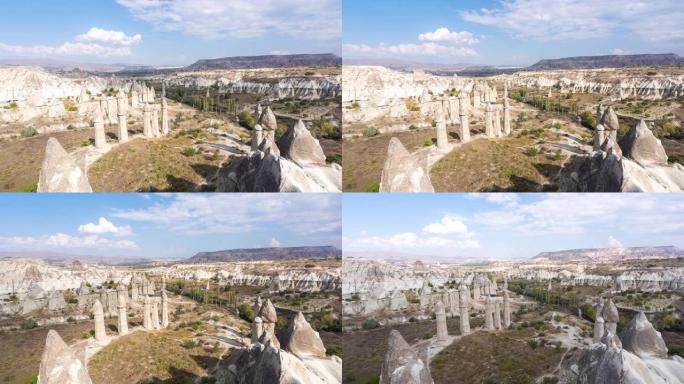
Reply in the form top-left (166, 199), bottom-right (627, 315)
top-left (187, 246), bottom-right (341, 262)
top-left (185, 53), bottom-right (341, 71)
top-left (532, 246), bottom-right (683, 262)
top-left (527, 53), bottom-right (684, 70)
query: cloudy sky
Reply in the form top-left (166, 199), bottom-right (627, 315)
top-left (343, 0), bottom-right (684, 65)
top-left (343, 193), bottom-right (684, 261)
top-left (0, 0), bottom-right (340, 66)
top-left (0, 194), bottom-right (341, 259)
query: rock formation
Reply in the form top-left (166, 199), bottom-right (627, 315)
top-left (484, 103), bottom-right (495, 137)
top-left (280, 312), bottom-right (327, 358)
top-left (152, 106), bottom-right (160, 137)
top-left (435, 102), bottom-right (449, 149)
top-left (620, 312), bottom-right (668, 358)
top-left (380, 330), bottom-right (434, 384)
top-left (600, 107), bottom-right (619, 143)
top-left (92, 299), bottom-right (106, 342)
top-left (93, 104), bottom-right (106, 149)
top-left (258, 299), bottom-right (277, 337)
top-left (143, 103), bottom-right (152, 137)
top-left (619, 119), bottom-right (668, 166)
top-left (594, 315), bottom-right (605, 342)
top-left (503, 98), bottom-right (511, 136)
top-left (493, 299), bottom-right (502, 330)
top-left (277, 120), bottom-right (327, 166)
top-left (116, 93), bottom-right (128, 143)
top-left (435, 300), bottom-right (449, 343)
top-left (251, 125), bottom-right (263, 151)
top-left (458, 94), bottom-right (471, 143)
top-left (37, 330), bottom-right (92, 384)
top-left (117, 283), bottom-right (128, 335)
top-left (161, 291), bottom-right (169, 328)
top-left (503, 291), bottom-right (511, 327)
top-left (161, 98), bottom-right (169, 135)
top-left (602, 299), bottom-right (619, 335)
top-left (379, 138), bottom-right (435, 192)
top-left (593, 124), bottom-right (605, 151)
top-left (251, 316), bottom-right (263, 343)
top-left (258, 106), bottom-right (277, 143)
top-left (494, 106), bottom-right (502, 137)
top-left (459, 288), bottom-right (470, 335)
top-left (484, 296), bottom-right (495, 330)
top-left (143, 295), bottom-right (152, 330)
top-left (152, 298), bottom-right (160, 330)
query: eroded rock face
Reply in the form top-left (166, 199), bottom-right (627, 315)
top-left (380, 330), bottom-right (434, 384)
top-left (38, 138), bottom-right (92, 192)
top-left (280, 312), bottom-right (326, 358)
top-left (620, 312), bottom-right (668, 358)
top-left (277, 120), bottom-right (326, 166)
top-left (380, 138), bottom-right (434, 192)
top-left (38, 330), bottom-right (92, 384)
top-left (259, 299), bottom-right (278, 324)
top-left (620, 120), bottom-right (668, 166)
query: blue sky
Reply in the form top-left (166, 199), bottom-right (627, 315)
top-left (343, 193), bottom-right (684, 261)
top-left (0, 194), bottom-right (341, 260)
top-left (343, 0), bottom-right (684, 66)
top-left (0, 0), bottom-right (340, 66)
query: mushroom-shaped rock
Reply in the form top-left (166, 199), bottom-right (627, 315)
top-left (276, 120), bottom-right (326, 166)
top-left (380, 330), bottom-right (434, 384)
top-left (258, 299), bottom-right (278, 323)
top-left (380, 137), bottom-right (434, 192)
top-left (601, 299), bottom-right (619, 323)
top-left (38, 330), bottom-right (92, 384)
top-left (600, 106), bottom-right (619, 132)
top-left (620, 312), bottom-right (668, 358)
top-left (258, 106), bottom-right (277, 132)
top-left (280, 312), bottom-right (326, 358)
top-left (38, 138), bottom-right (92, 192)
top-left (619, 120), bottom-right (668, 166)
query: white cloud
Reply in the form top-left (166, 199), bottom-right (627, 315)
top-left (611, 48), bottom-right (625, 55)
top-left (111, 194), bottom-right (341, 239)
top-left (344, 42), bottom-right (477, 57)
top-left (0, 233), bottom-right (138, 250)
top-left (422, 216), bottom-right (470, 235)
top-left (418, 28), bottom-right (478, 45)
top-left (75, 27), bottom-right (142, 46)
top-left (348, 232), bottom-right (479, 251)
top-left (78, 217), bottom-right (132, 236)
top-left (116, 0), bottom-right (340, 40)
top-left (461, 0), bottom-right (684, 42)
top-left (608, 236), bottom-right (623, 248)
top-left (270, 238), bottom-right (281, 247)
top-left (0, 42), bottom-right (132, 57)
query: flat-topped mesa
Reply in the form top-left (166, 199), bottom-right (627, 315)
top-left (276, 120), bottom-right (327, 166)
top-left (620, 312), bottom-right (668, 358)
top-left (92, 299), bottom-right (106, 341)
top-left (38, 138), bottom-right (92, 192)
top-left (435, 101), bottom-right (449, 150)
top-left (619, 119), bottom-right (668, 166)
top-left (280, 312), bottom-right (327, 358)
top-left (258, 106), bottom-right (278, 142)
top-left (380, 137), bottom-right (435, 192)
top-left (435, 300), bottom-right (449, 343)
top-left (484, 102), bottom-right (495, 138)
top-left (38, 330), bottom-right (92, 384)
top-left (93, 103), bottom-right (106, 149)
top-left (380, 330), bottom-right (434, 384)
top-left (458, 94), bottom-right (471, 143)
top-left (143, 103), bottom-right (153, 137)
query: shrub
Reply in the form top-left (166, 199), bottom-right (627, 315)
top-left (82, 138), bottom-right (93, 147)
top-left (527, 339), bottom-right (538, 349)
top-left (63, 100), bottom-right (78, 112)
top-left (238, 110), bottom-right (255, 129)
top-left (81, 331), bottom-right (92, 339)
top-left (20, 318), bottom-right (37, 330)
top-left (22, 373), bottom-right (38, 384)
top-left (22, 183), bottom-right (38, 193)
top-left (275, 123), bottom-right (288, 140)
top-left (238, 303), bottom-right (255, 322)
top-left (276, 315), bottom-right (287, 330)
top-left (580, 110), bottom-right (597, 129)
top-left (351, 101), bottom-right (361, 109)
top-left (182, 339), bottom-right (198, 349)
top-left (362, 319), bottom-right (379, 330)
top-left (423, 331), bottom-right (434, 339)
top-left (525, 147), bottom-right (539, 157)
top-left (20, 128), bottom-right (37, 137)
top-left (182, 147), bottom-right (197, 157)
top-left (363, 126), bottom-right (379, 137)
top-left (423, 138), bottom-right (433, 147)
top-left (405, 99), bottom-right (420, 112)
top-left (364, 182), bottom-right (379, 193)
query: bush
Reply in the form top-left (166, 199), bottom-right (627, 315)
top-left (275, 123), bottom-right (288, 140)
top-left (362, 319), bottom-right (379, 330)
top-left (363, 126), bottom-right (379, 137)
top-left (20, 318), bottom-right (37, 330)
top-left (182, 339), bottom-right (198, 349)
top-left (527, 339), bottom-right (538, 349)
top-left (238, 303), bottom-right (255, 322)
top-left (22, 373), bottom-right (38, 384)
top-left (364, 182), bottom-right (379, 192)
top-left (525, 147), bottom-right (539, 156)
top-left (238, 110), bottom-right (255, 129)
top-left (351, 101), bottom-right (361, 109)
top-left (81, 331), bottom-right (91, 339)
top-left (20, 128), bottom-right (37, 137)
top-left (580, 110), bottom-right (597, 129)
top-left (276, 315), bottom-right (287, 330)
top-left (423, 138), bottom-right (433, 147)
top-left (23, 182), bottom-right (38, 193)
top-left (63, 100), bottom-right (78, 112)
top-left (182, 147), bottom-right (197, 157)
